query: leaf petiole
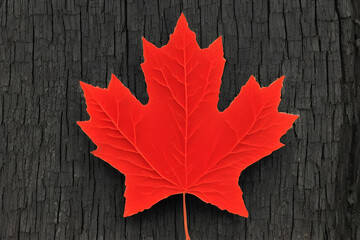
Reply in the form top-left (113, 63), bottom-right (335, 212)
top-left (183, 193), bottom-right (191, 240)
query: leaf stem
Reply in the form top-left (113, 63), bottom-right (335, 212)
top-left (183, 193), bottom-right (191, 240)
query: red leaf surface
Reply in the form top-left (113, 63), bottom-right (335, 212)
top-left (78, 13), bottom-right (298, 219)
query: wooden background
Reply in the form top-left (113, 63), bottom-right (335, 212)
top-left (0, 0), bottom-right (359, 239)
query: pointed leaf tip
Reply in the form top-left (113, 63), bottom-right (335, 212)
top-left (247, 75), bottom-right (260, 89)
top-left (208, 36), bottom-right (223, 49)
top-left (142, 36), bottom-right (154, 48)
top-left (178, 12), bottom-right (188, 26)
top-left (79, 81), bottom-right (86, 87)
top-left (267, 75), bottom-right (285, 94)
top-left (110, 73), bottom-right (117, 83)
top-left (272, 75), bottom-right (285, 86)
top-left (108, 74), bottom-right (122, 91)
top-left (142, 37), bottom-right (158, 62)
top-left (172, 12), bottom-right (192, 36)
top-left (79, 81), bottom-right (92, 92)
top-left (141, 36), bottom-right (152, 47)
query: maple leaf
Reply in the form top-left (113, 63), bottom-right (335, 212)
top-left (78, 13), bottom-right (298, 239)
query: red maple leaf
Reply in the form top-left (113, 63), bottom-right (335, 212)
top-left (78, 13), bottom-right (298, 239)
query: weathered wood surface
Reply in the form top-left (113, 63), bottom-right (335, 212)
top-left (0, 0), bottom-right (359, 239)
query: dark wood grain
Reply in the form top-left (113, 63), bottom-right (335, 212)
top-left (0, 0), bottom-right (359, 239)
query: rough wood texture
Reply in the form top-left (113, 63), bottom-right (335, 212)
top-left (0, 0), bottom-right (359, 239)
